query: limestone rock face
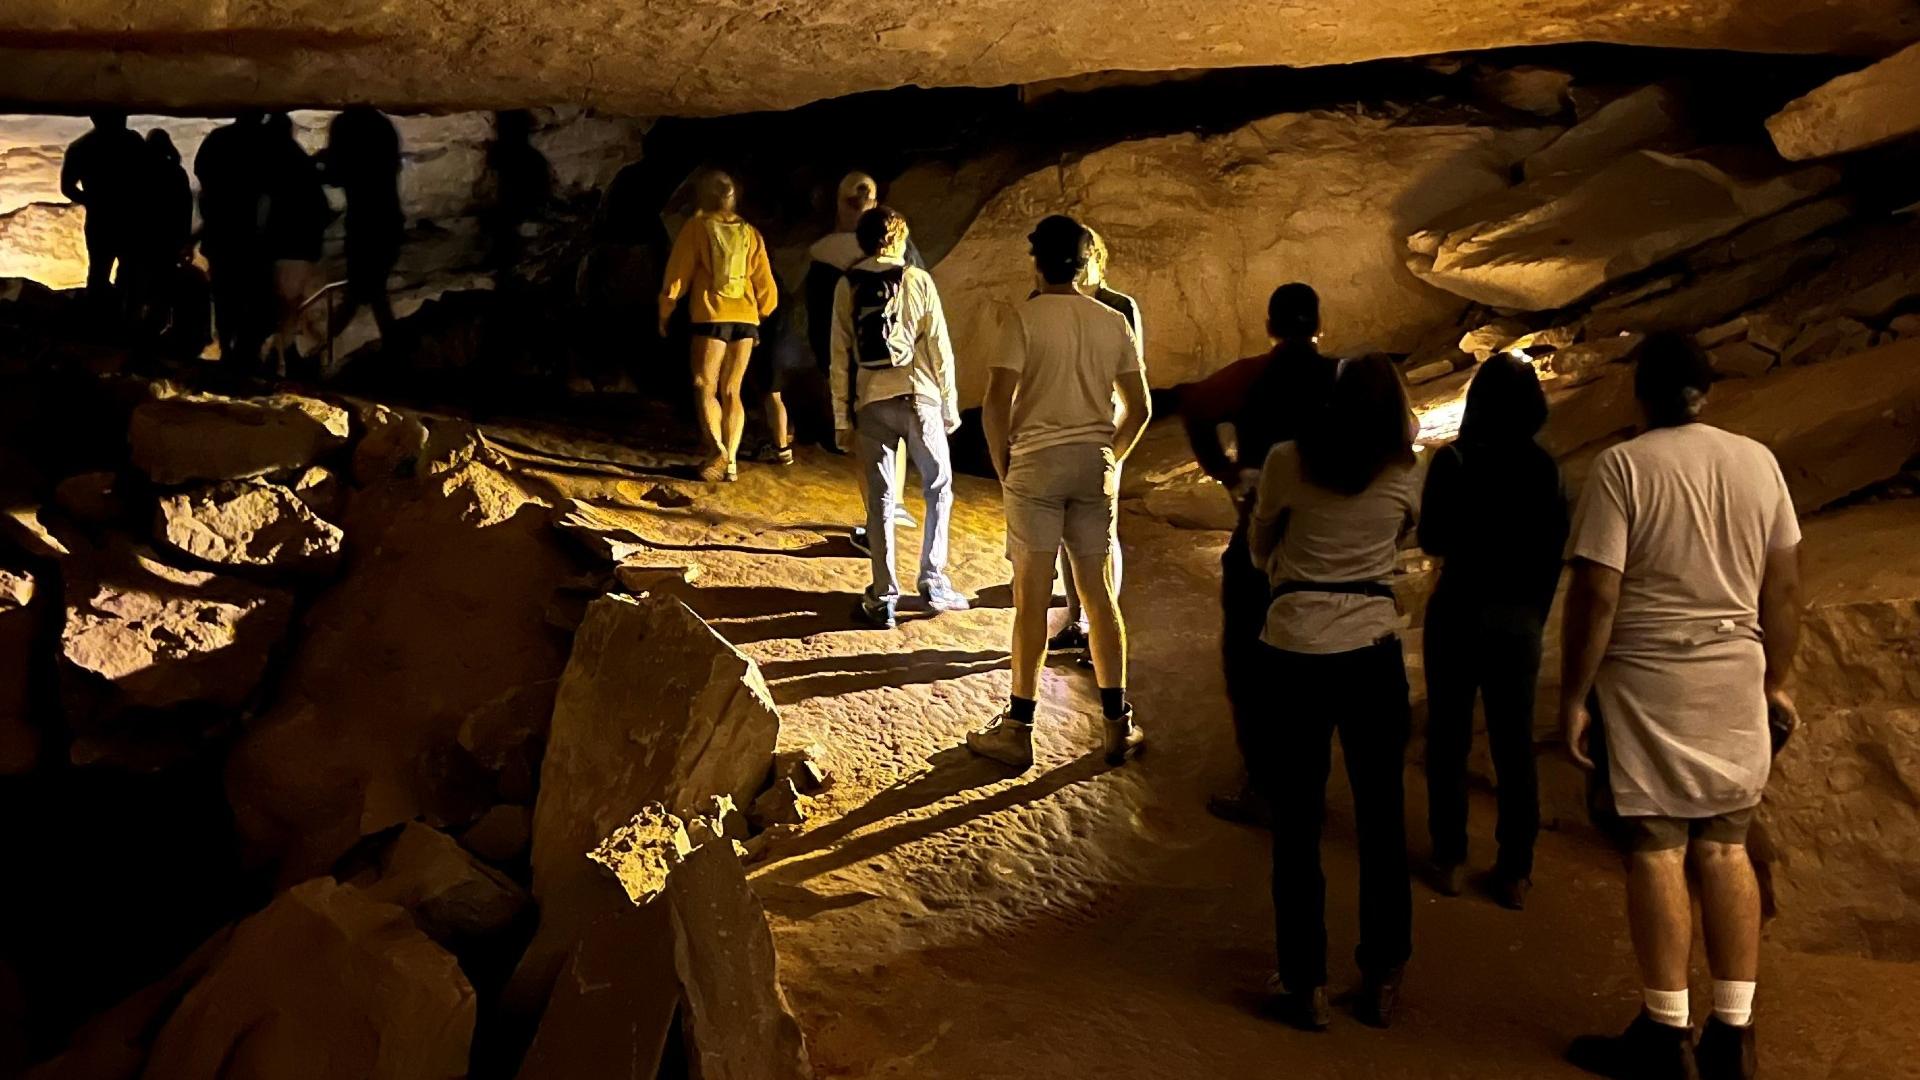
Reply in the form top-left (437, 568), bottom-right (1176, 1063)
top-left (130, 393), bottom-right (351, 486)
top-left (518, 594), bottom-right (780, 1000)
top-left (1520, 85), bottom-right (1688, 180)
top-left (1769, 42), bottom-right (1920, 161)
top-left (1, 2), bottom-right (1911, 116)
top-left (154, 481), bottom-right (345, 574)
top-left (936, 111), bottom-right (1556, 405)
top-left (1710, 338), bottom-right (1920, 513)
top-left (362, 821), bottom-right (530, 943)
top-left (1760, 499), bottom-right (1920, 960)
top-left (60, 546), bottom-right (293, 712)
top-left (141, 879), bottom-right (476, 1080)
top-left (225, 462), bottom-right (570, 883)
top-left (461, 804), bottom-right (532, 864)
top-left (1407, 150), bottom-right (1841, 310)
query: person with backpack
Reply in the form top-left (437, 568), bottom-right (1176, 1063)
top-left (1047, 227), bottom-right (1143, 660)
top-left (830, 206), bottom-right (968, 628)
top-left (968, 215), bottom-right (1151, 772)
top-left (1420, 354), bottom-right (1569, 911)
top-left (660, 169), bottom-right (778, 482)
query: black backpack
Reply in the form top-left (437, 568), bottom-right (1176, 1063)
top-left (846, 267), bottom-right (915, 371)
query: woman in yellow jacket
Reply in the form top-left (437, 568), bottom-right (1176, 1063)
top-left (658, 170), bottom-right (778, 482)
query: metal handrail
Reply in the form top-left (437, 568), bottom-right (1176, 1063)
top-left (293, 277), bottom-right (351, 376)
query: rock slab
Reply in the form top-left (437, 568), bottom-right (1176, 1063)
top-left (1768, 42), bottom-right (1920, 161)
top-left (130, 392), bottom-right (351, 485)
top-left (155, 481), bottom-right (345, 573)
top-left (362, 821), bottom-right (530, 943)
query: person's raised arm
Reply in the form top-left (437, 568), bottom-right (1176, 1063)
top-left (1112, 367), bottom-right (1152, 464)
top-left (1559, 559), bottom-right (1622, 769)
top-left (983, 367), bottom-right (1018, 481)
top-left (1180, 357), bottom-right (1258, 486)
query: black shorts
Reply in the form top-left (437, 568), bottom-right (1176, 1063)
top-left (1585, 693), bottom-right (1757, 853)
top-left (690, 321), bottom-right (760, 344)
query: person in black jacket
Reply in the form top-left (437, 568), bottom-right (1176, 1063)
top-left (1419, 352), bottom-right (1569, 910)
top-left (319, 106), bottom-right (405, 349)
top-left (60, 112), bottom-right (147, 304)
top-left (195, 112), bottom-right (273, 367)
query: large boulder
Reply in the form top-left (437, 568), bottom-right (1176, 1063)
top-left (225, 463), bottom-right (571, 884)
top-left (1759, 498), bottom-right (1920, 960)
top-left (129, 392), bottom-right (351, 486)
top-left (515, 593), bottom-right (780, 1003)
top-left (935, 110), bottom-right (1557, 405)
top-left (360, 821), bottom-right (530, 944)
top-left (154, 481), bottom-right (345, 574)
top-left (60, 545), bottom-right (293, 713)
top-left (1768, 42), bottom-right (1920, 162)
top-left (1407, 150), bottom-right (1840, 311)
top-left (1709, 337), bottom-right (1920, 513)
top-left (1520, 84), bottom-right (1687, 180)
top-left (141, 879), bottom-right (475, 1080)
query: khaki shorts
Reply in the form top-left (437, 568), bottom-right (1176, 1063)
top-left (1585, 691), bottom-right (1756, 853)
top-left (1003, 443), bottom-right (1117, 560)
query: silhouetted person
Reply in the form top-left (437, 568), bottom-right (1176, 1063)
top-left (484, 110), bottom-right (554, 283)
top-left (320, 106), bottom-right (404, 347)
top-left (1247, 354), bottom-right (1420, 1032)
top-left (195, 111), bottom-right (273, 366)
top-left (1562, 335), bottom-right (1802, 1080)
top-left (1178, 283), bottom-right (1338, 825)
top-left (120, 128), bottom-right (194, 337)
top-left (260, 112), bottom-right (331, 369)
top-left (1420, 354), bottom-right (1569, 910)
top-left (60, 111), bottom-right (146, 303)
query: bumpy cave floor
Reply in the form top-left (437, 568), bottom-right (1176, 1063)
top-left (497, 421), bottom-right (1920, 1080)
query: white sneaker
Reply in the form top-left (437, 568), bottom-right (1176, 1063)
top-left (966, 713), bottom-right (1035, 770)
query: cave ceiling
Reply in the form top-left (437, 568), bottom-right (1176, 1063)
top-left (0, 0), bottom-right (1916, 117)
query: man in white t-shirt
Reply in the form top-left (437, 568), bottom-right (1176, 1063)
top-left (967, 215), bottom-right (1152, 771)
top-left (1560, 335), bottom-right (1802, 1080)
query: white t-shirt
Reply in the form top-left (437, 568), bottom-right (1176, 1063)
top-left (990, 293), bottom-right (1143, 457)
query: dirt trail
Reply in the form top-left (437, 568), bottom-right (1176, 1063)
top-left (516, 431), bottom-right (1920, 1080)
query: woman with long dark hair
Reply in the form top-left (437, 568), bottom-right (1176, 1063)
top-left (1420, 354), bottom-right (1568, 910)
top-left (1247, 353), bottom-right (1421, 1031)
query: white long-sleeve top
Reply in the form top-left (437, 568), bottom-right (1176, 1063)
top-left (830, 256), bottom-right (960, 432)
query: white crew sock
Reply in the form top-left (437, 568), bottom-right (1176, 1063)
top-left (1713, 980), bottom-right (1757, 1027)
top-left (1644, 987), bottom-right (1691, 1029)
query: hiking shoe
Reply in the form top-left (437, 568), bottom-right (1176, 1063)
top-left (855, 593), bottom-right (896, 631)
top-left (848, 527), bottom-right (872, 557)
top-left (1568, 1011), bottom-right (1701, 1080)
top-left (1431, 861), bottom-right (1467, 898)
top-left (1695, 1017), bottom-right (1756, 1080)
top-left (1488, 872), bottom-right (1532, 911)
top-left (966, 714), bottom-right (1035, 770)
top-left (1047, 623), bottom-right (1090, 652)
top-left (698, 457), bottom-right (729, 483)
top-left (1103, 706), bottom-right (1145, 766)
top-left (1263, 974), bottom-right (1331, 1032)
top-left (921, 582), bottom-right (971, 613)
top-left (1355, 967), bottom-right (1403, 1029)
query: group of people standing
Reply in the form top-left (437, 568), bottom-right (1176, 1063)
top-left (59, 112), bottom-right (191, 333)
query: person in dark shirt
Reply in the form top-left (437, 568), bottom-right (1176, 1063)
top-left (1179, 283), bottom-right (1339, 824)
top-left (195, 111), bottom-right (273, 366)
top-left (260, 113), bottom-right (331, 369)
top-left (1418, 353), bottom-right (1569, 910)
top-left (126, 129), bottom-right (193, 335)
top-left (319, 106), bottom-right (405, 348)
top-left (60, 112), bottom-right (148, 302)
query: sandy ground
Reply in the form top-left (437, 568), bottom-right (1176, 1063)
top-left (507, 424), bottom-right (1920, 1080)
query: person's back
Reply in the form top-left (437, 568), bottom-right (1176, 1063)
top-left (63, 123), bottom-right (145, 216)
top-left (326, 107), bottom-right (403, 238)
top-left (831, 255), bottom-right (953, 429)
top-left (1003, 292), bottom-right (1139, 454)
top-left (261, 123), bottom-right (328, 262)
top-left (665, 209), bottom-right (777, 326)
top-left (1587, 424), bottom-right (1791, 636)
top-left (1424, 434), bottom-right (1565, 616)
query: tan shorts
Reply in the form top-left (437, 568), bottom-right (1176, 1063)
top-left (1003, 443), bottom-right (1117, 560)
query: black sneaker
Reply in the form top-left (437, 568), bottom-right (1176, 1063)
top-left (1263, 974), bottom-right (1331, 1032)
top-left (1046, 623), bottom-right (1089, 652)
top-left (1695, 1017), bottom-right (1756, 1080)
top-left (1568, 1011), bottom-right (1701, 1080)
top-left (1355, 967), bottom-right (1403, 1029)
top-left (1430, 861), bottom-right (1467, 898)
top-left (855, 593), bottom-right (896, 630)
top-left (1487, 872), bottom-right (1532, 911)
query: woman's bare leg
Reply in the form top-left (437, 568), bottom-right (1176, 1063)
top-left (719, 338), bottom-right (755, 465)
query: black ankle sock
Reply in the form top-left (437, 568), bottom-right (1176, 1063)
top-left (1008, 696), bottom-right (1037, 724)
top-left (1100, 687), bottom-right (1128, 719)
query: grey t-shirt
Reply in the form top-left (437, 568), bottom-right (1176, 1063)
top-left (991, 293), bottom-right (1142, 458)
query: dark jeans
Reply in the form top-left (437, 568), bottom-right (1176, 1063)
top-left (1423, 596), bottom-right (1543, 879)
top-left (1248, 639), bottom-right (1413, 989)
top-left (1220, 527), bottom-right (1270, 764)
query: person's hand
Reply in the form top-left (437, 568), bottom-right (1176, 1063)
top-left (1230, 467), bottom-right (1261, 506)
top-left (1562, 697), bottom-right (1595, 771)
top-left (834, 427), bottom-right (856, 454)
top-left (945, 413), bottom-right (962, 436)
top-left (1766, 686), bottom-right (1799, 751)
top-left (656, 315), bottom-right (672, 339)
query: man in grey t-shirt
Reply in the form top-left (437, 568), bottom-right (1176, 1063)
top-left (967, 215), bottom-right (1152, 771)
top-left (1560, 335), bottom-right (1802, 1080)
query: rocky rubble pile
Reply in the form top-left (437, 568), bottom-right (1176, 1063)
top-left (1, 363), bottom-right (827, 1077)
